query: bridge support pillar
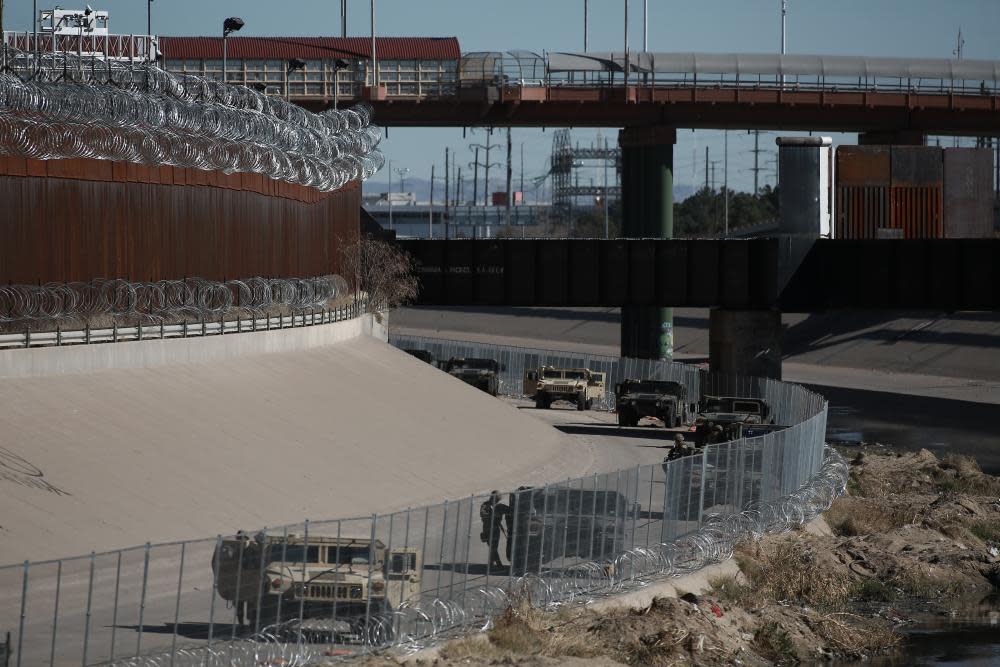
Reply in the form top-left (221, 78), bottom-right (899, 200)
top-left (619, 126), bottom-right (675, 360)
top-left (709, 308), bottom-right (782, 380)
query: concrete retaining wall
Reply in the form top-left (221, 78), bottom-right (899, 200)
top-left (0, 314), bottom-right (375, 379)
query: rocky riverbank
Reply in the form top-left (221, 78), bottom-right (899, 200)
top-left (354, 448), bottom-right (999, 667)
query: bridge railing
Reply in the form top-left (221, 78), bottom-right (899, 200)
top-left (0, 333), bottom-right (839, 666)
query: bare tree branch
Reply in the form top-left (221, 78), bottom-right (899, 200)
top-left (339, 237), bottom-right (418, 313)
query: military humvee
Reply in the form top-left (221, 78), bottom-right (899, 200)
top-left (614, 379), bottom-right (693, 427)
top-left (524, 367), bottom-right (605, 411)
top-left (212, 533), bottom-right (421, 626)
top-left (444, 357), bottom-right (502, 396)
top-left (505, 485), bottom-right (636, 573)
top-left (694, 396), bottom-right (774, 442)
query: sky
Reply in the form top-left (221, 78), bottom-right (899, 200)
top-left (4, 0), bottom-right (999, 198)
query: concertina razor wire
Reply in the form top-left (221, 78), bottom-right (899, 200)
top-left (0, 275), bottom-right (350, 325)
top-left (0, 47), bottom-right (384, 191)
top-left (64, 334), bottom-right (840, 666)
top-left (101, 450), bottom-right (849, 667)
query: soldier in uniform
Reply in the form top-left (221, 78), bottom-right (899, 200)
top-left (479, 490), bottom-right (509, 571)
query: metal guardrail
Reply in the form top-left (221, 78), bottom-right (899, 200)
top-left (0, 335), bottom-right (835, 666)
top-left (0, 302), bottom-right (366, 351)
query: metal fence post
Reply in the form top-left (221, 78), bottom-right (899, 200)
top-left (436, 500), bottom-right (451, 599)
top-left (208, 536), bottom-right (222, 648)
top-left (420, 506), bottom-right (430, 599)
top-left (170, 542), bottom-right (186, 663)
top-left (399, 509), bottom-right (412, 610)
top-left (363, 515), bottom-right (376, 640)
top-left (254, 528), bottom-right (268, 635)
top-left (49, 560), bottom-right (62, 667)
top-left (328, 521), bottom-right (341, 627)
top-left (448, 500), bottom-right (462, 599)
top-left (297, 520), bottom-right (311, 640)
top-left (559, 478), bottom-right (571, 569)
top-left (15, 561), bottom-right (27, 667)
top-left (630, 465), bottom-right (640, 550)
top-left (229, 537), bottom-right (246, 640)
top-left (82, 552), bottom-right (95, 667)
top-left (587, 474), bottom-right (599, 563)
top-left (646, 464), bottom-right (655, 548)
top-left (508, 491), bottom-right (521, 588)
top-left (275, 527), bottom-right (289, 626)
top-left (109, 550), bottom-right (122, 660)
top-left (537, 484), bottom-right (551, 576)
top-left (462, 495), bottom-right (475, 608)
top-left (135, 543), bottom-right (151, 657)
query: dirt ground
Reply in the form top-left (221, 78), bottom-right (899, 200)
top-left (351, 449), bottom-right (1000, 667)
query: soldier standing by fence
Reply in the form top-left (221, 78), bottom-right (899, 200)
top-left (480, 490), bottom-right (509, 570)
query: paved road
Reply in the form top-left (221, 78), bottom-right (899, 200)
top-left (393, 307), bottom-right (1000, 474)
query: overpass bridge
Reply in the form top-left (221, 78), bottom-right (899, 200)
top-left (397, 236), bottom-right (1000, 378)
top-left (362, 51), bottom-right (999, 136)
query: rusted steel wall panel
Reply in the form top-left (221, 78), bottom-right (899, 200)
top-left (836, 146), bottom-right (950, 239)
top-left (943, 148), bottom-right (994, 238)
top-left (835, 146), bottom-right (889, 239)
top-left (0, 168), bottom-right (360, 284)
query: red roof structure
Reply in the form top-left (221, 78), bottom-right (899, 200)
top-left (159, 36), bottom-right (460, 61)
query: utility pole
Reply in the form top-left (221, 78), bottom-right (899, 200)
top-left (428, 164), bottom-right (435, 238)
top-left (603, 137), bottom-right (610, 238)
top-left (519, 142), bottom-right (525, 203)
top-left (457, 166), bottom-right (463, 205)
top-left (953, 28), bottom-right (964, 147)
top-left (370, 0), bottom-right (377, 88)
top-left (623, 0), bottom-right (629, 89)
top-left (780, 0), bottom-right (787, 86)
top-left (444, 147), bottom-right (450, 240)
top-left (781, 0), bottom-right (787, 54)
top-left (473, 146), bottom-right (480, 206)
top-left (341, 0), bottom-right (347, 37)
top-left (643, 0), bottom-right (648, 52)
top-left (723, 130), bottom-right (729, 237)
top-left (710, 161), bottom-right (718, 191)
top-left (704, 146), bottom-right (710, 190)
top-left (751, 130), bottom-right (762, 194)
top-left (584, 0), bottom-right (589, 52)
top-left (505, 128), bottom-right (513, 226)
top-left (387, 157), bottom-right (393, 231)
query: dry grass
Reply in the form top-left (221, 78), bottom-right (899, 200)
top-left (934, 454), bottom-right (1000, 495)
top-left (813, 613), bottom-right (900, 656)
top-left (824, 497), bottom-right (914, 536)
top-left (735, 539), bottom-right (855, 609)
top-left (707, 574), bottom-right (752, 606)
top-left (439, 601), bottom-right (599, 661)
top-left (753, 622), bottom-right (797, 665)
top-left (969, 519), bottom-right (1000, 545)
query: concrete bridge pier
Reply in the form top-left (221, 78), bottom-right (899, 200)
top-left (619, 126), bottom-right (676, 360)
top-left (709, 308), bottom-right (783, 380)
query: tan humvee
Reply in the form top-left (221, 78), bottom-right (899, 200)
top-left (213, 533), bottom-right (421, 623)
top-left (524, 366), bottom-right (605, 411)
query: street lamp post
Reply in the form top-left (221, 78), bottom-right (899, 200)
top-left (221, 17), bottom-right (244, 84)
top-left (332, 58), bottom-right (348, 109)
top-left (285, 58), bottom-right (305, 100)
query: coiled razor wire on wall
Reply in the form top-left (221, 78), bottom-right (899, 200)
top-left (0, 47), bottom-right (384, 191)
top-left (0, 275), bottom-right (349, 325)
top-left (104, 448), bottom-right (848, 667)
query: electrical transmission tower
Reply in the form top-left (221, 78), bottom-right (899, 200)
top-left (548, 129), bottom-right (621, 221)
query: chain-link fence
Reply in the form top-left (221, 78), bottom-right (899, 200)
top-left (0, 335), bottom-right (838, 666)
